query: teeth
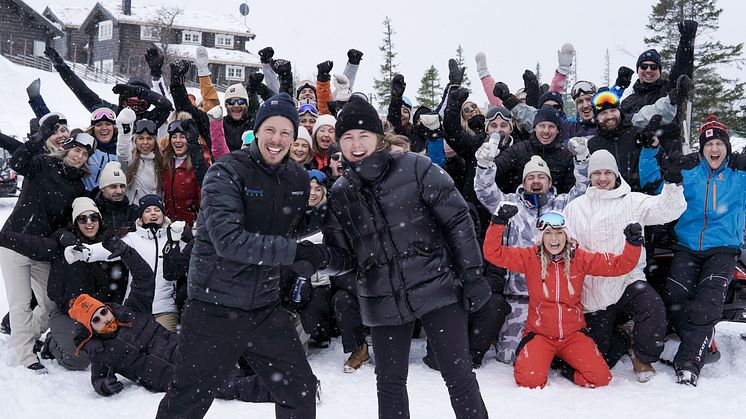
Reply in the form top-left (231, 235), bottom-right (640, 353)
top-left (268, 146), bottom-right (282, 153)
top-left (352, 151), bottom-right (365, 157)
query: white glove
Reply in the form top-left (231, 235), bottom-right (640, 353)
top-left (168, 221), bottom-right (186, 242)
top-left (195, 47), bottom-right (210, 77)
top-left (419, 114), bottom-right (441, 130)
top-left (116, 107), bottom-right (136, 136)
top-left (333, 74), bottom-right (351, 102)
top-left (557, 43), bottom-right (575, 76)
top-left (64, 244), bottom-right (92, 264)
top-left (475, 136), bottom-right (501, 168)
top-left (475, 52), bottom-right (490, 79)
top-left (568, 136), bottom-right (590, 162)
top-left (207, 105), bottom-right (223, 122)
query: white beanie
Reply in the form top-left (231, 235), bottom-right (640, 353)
top-left (522, 155), bottom-right (552, 181)
top-left (295, 127), bottom-right (313, 148)
top-left (99, 161), bottom-right (127, 189)
top-left (224, 83), bottom-right (248, 102)
top-left (588, 150), bottom-right (620, 178)
top-left (312, 114), bottom-right (337, 138)
top-left (72, 197), bottom-right (100, 222)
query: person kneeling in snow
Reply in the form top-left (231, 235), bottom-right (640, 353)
top-left (483, 206), bottom-right (642, 388)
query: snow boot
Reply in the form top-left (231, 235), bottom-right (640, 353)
top-left (315, 379), bottom-right (322, 405)
top-left (630, 352), bottom-right (656, 383)
top-left (343, 342), bottom-right (370, 373)
top-left (27, 360), bottom-right (47, 375)
top-left (0, 312), bottom-right (10, 335)
top-left (675, 368), bottom-right (698, 386)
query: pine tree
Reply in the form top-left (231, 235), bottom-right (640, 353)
top-left (373, 17), bottom-right (399, 109)
top-left (603, 49), bottom-right (611, 86)
top-left (534, 62), bottom-right (542, 83)
top-left (417, 65), bottom-right (442, 109)
top-left (645, 0), bottom-right (745, 144)
top-left (455, 45), bottom-right (471, 88)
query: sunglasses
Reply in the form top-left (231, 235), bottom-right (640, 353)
top-left (330, 154), bottom-right (342, 161)
top-left (226, 98), bottom-right (247, 106)
top-left (571, 81), bottom-right (598, 100)
top-left (536, 212), bottom-right (566, 231)
top-left (639, 63), bottom-right (659, 71)
top-left (462, 104), bottom-right (478, 114)
top-left (134, 119), bottom-right (157, 135)
top-left (123, 98), bottom-right (149, 113)
top-left (298, 104), bottom-right (319, 117)
top-left (90, 307), bottom-right (110, 325)
top-left (76, 213), bottom-right (101, 224)
top-left (91, 108), bottom-right (116, 124)
top-left (167, 120), bottom-right (184, 134)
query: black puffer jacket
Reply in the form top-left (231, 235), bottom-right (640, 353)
top-left (0, 141), bottom-right (86, 245)
top-left (492, 133), bottom-right (575, 194)
top-left (187, 143), bottom-right (310, 310)
top-left (93, 193), bottom-right (138, 232)
top-left (323, 151), bottom-right (483, 327)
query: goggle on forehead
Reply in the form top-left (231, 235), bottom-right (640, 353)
top-left (592, 92), bottom-right (619, 111)
top-left (536, 212), bottom-right (566, 231)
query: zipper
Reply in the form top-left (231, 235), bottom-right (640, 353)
top-left (698, 171), bottom-right (712, 250)
top-left (554, 261), bottom-right (563, 339)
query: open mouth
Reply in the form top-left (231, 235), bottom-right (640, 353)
top-left (530, 185), bottom-right (543, 193)
top-left (710, 154), bottom-right (721, 162)
top-left (546, 242), bottom-right (561, 251)
top-left (266, 145), bottom-right (283, 156)
top-left (351, 151), bottom-right (366, 158)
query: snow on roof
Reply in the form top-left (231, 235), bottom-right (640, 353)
top-left (44, 6), bottom-right (90, 28)
top-left (162, 43), bottom-right (260, 67)
top-left (96, 1), bottom-right (255, 38)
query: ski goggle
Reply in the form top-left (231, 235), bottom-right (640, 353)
top-left (134, 119), bottom-right (157, 135)
top-left (536, 212), bottom-right (566, 231)
top-left (485, 106), bottom-right (512, 124)
top-left (308, 169), bottom-right (327, 183)
top-left (571, 81), bottom-right (598, 100)
top-left (63, 133), bottom-right (96, 152)
top-left (76, 213), bottom-right (101, 225)
top-left (226, 98), bottom-right (247, 106)
top-left (592, 91), bottom-right (620, 112)
top-left (167, 120), bottom-right (185, 135)
top-left (90, 107), bottom-right (116, 125)
top-left (298, 104), bottom-right (319, 117)
top-left (123, 98), bottom-right (149, 114)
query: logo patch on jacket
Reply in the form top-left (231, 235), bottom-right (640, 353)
top-left (244, 188), bottom-right (263, 197)
top-left (290, 190), bottom-right (304, 196)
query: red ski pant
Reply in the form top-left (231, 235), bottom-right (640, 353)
top-left (514, 330), bottom-right (612, 389)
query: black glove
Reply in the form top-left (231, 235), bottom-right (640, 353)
top-left (462, 276), bottom-right (492, 313)
top-left (271, 59), bottom-right (292, 76)
top-left (522, 70), bottom-right (538, 86)
top-left (182, 119), bottom-right (200, 145)
top-left (93, 375), bottom-right (123, 396)
top-left (623, 223), bottom-right (643, 246)
top-left (491, 203), bottom-right (519, 225)
top-left (678, 20), bottom-right (698, 41)
top-left (663, 150), bottom-right (696, 184)
top-left (26, 79), bottom-right (41, 101)
top-left (616, 66), bottom-right (634, 89)
top-left (280, 271), bottom-right (314, 313)
top-left (102, 234), bottom-right (131, 260)
top-left (256, 83), bottom-right (272, 101)
top-left (36, 113), bottom-right (63, 143)
top-left (112, 83), bottom-right (142, 98)
top-left (635, 114), bottom-right (663, 148)
top-left (44, 46), bottom-right (65, 68)
top-left (391, 74), bottom-right (406, 98)
top-left (169, 60), bottom-right (191, 86)
top-left (293, 241), bottom-right (330, 272)
top-left (347, 48), bottom-right (364, 65)
top-left (258, 47), bottom-right (274, 64)
top-left (144, 46), bottom-right (164, 79)
top-left (673, 150), bottom-right (700, 170)
top-left (669, 74), bottom-right (694, 106)
top-left (492, 82), bottom-right (510, 102)
top-left (246, 72), bottom-right (264, 94)
top-left (448, 58), bottom-right (465, 85)
top-left (449, 87), bottom-right (470, 109)
top-left (729, 153), bottom-right (746, 171)
top-left (317, 60), bottom-right (333, 83)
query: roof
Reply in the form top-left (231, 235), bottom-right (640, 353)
top-left (8, 0), bottom-right (64, 37)
top-left (43, 6), bottom-right (90, 29)
top-left (162, 43), bottom-right (260, 67)
top-left (80, 1), bottom-right (255, 38)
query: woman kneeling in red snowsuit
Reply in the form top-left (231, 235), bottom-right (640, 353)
top-left (483, 206), bottom-right (642, 389)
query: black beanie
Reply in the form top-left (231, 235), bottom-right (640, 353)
top-left (533, 105), bottom-right (562, 128)
top-left (636, 49), bottom-right (662, 70)
top-left (539, 91), bottom-right (564, 112)
top-left (699, 115), bottom-right (731, 156)
top-left (137, 194), bottom-right (166, 220)
top-left (335, 95), bottom-right (384, 139)
top-left (253, 92), bottom-right (300, 138)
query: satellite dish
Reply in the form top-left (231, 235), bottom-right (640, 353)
top-left (239, 3), bottom-right (250, 16)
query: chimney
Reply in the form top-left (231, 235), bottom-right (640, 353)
top-left (122, 0), bottom-right (132, 16)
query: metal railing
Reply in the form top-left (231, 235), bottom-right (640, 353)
top-left (68, 61), bottom-right (129, 85)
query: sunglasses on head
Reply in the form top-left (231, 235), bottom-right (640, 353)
top-left (76, 213), bottom-right (101, 224)
top-left (462, 104), bottom-right (478, 114)
top-left (536, 212), bottom-right (566, 231)
top-left (90, 307), bottom-right (110, 325)
top-left (298, 104), bottom-right (319, 117)
top-left (571, 81), bottom-right (598, 100)
top-left (134, 119), bottom-right (157, 135)
top-left (639, 63), bottom-right (659, 71)
top-left (330, 154), bottom-right (342, 161)
top-left (226, 98), bottom-right (247, 106)
top-left (91, 108), bottom-right (116, 124)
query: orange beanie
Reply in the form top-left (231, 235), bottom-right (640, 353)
top-left (68, 294), bottom-right (107, 356)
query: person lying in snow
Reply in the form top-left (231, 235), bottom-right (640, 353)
top-left (483, 206), bottom-right (642, 388)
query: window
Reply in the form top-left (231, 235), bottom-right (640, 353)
top-left (97, 59), bottom-right (114, 74)
top-left (182, 31), bottom-right (202, 45)
top-left (98, 20), bottom-right (112, 41)
top-left (214, 34), bottom-right (234, 48)
top-left (140, 26), bottom-right (159, 41)
top-left (32, 40), bottom-right (46, 57)
top-left (226, 65), bottom-right (244, 81)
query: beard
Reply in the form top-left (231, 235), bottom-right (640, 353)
top-left (598, 116), bottom-right (621, 135)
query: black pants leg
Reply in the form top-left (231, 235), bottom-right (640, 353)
top-left (300, 286), bottom-right (334, 342)
top-left (584, 305), bottom-right (624, 367)
top-left (156, 300), bottom-right (317, 419)
top-left (332, 289), bottom-right (366, 353)
top-left (215, 367), bottom-right (274, 403)
top-left (468, 292), bottom-right (510, 366)
top-left (618, 280), bottom-right (667, 364)
top-left (667, 250), bottom-right (735, 374)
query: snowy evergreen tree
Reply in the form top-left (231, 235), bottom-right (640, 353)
top-left (455, 45), bottom-right (471, 88)
top-left (416, 65), bottom-right (442, 109)
top-left (373, 17), bottom-right (399, 108)
top-left (534, 62), bottom-right (542, 83)
top-left (645, 0), bottom-right (745, 144)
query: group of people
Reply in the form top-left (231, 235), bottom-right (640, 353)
top-left (0, 17), bottom-right (744, 419)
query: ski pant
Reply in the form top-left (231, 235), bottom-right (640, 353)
top-left (300, 285), bottom-right (335, 343)
top-left (666, 248), bottom-right (736, 374)
top-left (47, 307), bottom-right (89, 370)
top-left (514, 330), bottom-right (611, 389)
top-left (495, 295), bottom-right (528, 364)
top-left (332, 288), bottom-right (367, 353)
top-left (0, 247), bottom-right (55, 367)
top-left (156, 300), bottom-right (317, 419)
top-left (214, 368), bottom-right (275, 403)
top-left (370, 303), bottom-right (488, 419)
top-left (585, 280), bottom-right (667, 367)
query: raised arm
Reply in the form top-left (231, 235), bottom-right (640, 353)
top-left (45, 47), bottom-right (114, 111)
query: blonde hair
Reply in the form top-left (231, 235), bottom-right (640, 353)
top-left (538, 232), bottom-right (574, 298)
top-left (384, 134), bottom-right (411, 152)
top-left (460, 101), bottom-right (483, 136)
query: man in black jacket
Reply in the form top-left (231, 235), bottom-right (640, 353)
top-left (157, 93), bottom-right (323, 419)
top-left (93, 161), bottom-right (137, 230)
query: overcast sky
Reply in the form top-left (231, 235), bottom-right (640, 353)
top-left (26, 0), bottom-right (746, 107)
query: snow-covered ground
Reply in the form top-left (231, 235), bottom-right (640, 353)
top-left (1, 57), bottom-right (746, 418)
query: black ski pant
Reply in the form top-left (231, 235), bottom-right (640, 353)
top-left (300, 285), bottom-right (336, 343)
top-left (666, 247), bottom-right (736, 374)
top-left (371, 303), bottom-right (488, 419)
top-left (156, 299), bottom-right (317, 419)
top-left (332, 288), bottom-right (367, 353)
top-left (584, 280), bottom-right (667, 367)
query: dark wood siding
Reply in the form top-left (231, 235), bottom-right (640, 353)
top-left (0, 0), bottom-right (56, 56)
